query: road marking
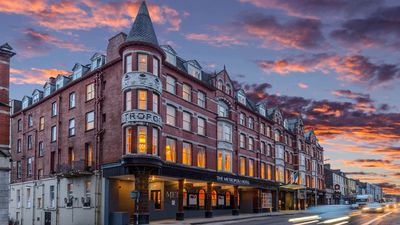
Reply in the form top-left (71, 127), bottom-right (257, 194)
top-left (289, 215), bottom-right (321, 223)
top-left (322, 216), bottom-right (349, 224)
top-left (334, 221), bottom-right (348, 225)
top-left (360, 212), bottom-right (392, 225)
top-left (294, 220), bottom-right (320, 225)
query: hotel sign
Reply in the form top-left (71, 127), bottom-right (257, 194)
top-left (216, 176), bottom-right (250, 185)
top-left (122, 110), bottom-right (162, 127)
top-left (122, 72), bottom-right (162, 94)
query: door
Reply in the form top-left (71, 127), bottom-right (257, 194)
top-left (151, 190), bottom-right (161, 209)
top-left (45, 212), bottom-right (51, 225)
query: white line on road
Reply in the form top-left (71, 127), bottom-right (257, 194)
top-left (360, 212), bottom-right (393, 225)
top-left (334, 221), bottom-right (348, 225)
top-left (294, 220), bottom-right (320, 225)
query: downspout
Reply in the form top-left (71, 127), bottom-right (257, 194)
top-left (56, 176), bottom-right (60, 225)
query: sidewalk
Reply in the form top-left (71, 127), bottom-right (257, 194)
top-left (151, 210), bottom-right (304, 225)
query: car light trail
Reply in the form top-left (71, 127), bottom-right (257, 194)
top-left (289, 215), bottom-right (321, 223)
top-left (294, 220), bottom-right (320, 225)
top-left (321, 216), bottom-right (350, 224)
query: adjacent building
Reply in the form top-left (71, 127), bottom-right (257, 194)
top-left (0, 43), bottom-right (15, 224)
top-left (8, 2), bottom-right (325, 225)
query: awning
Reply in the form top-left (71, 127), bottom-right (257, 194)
top-left (280, 184), bottom-right (307, 190)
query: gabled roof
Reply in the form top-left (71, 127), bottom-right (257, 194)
top-left (125, 1), bottom-right (159, 46)
top-left (72, 63), bottom-right (89, 71)
top-left (186, 60), bottom-right (202, 69)
top-left (90, 52), bottom-right (105, 60)
top-left (160, 45), bottom-right (177, 55)
top-left (22, 95), bottom-right (32, 101)
top-left (32, 89), bottom-right (43, 95)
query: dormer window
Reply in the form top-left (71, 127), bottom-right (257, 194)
top-left (32, 90), bottom-right (42, 104)
top-left (217, 80), bottom-right (223, 90)
top-left (166, 52), bottom-right (176, 65)
top-left (162, 45), bottom-right (177, 66)
top-left (73, 66), bottom-right (82, 80)
top-left (56, 78), bottom-right (63, 90)
top-left (22, 97), bottom-right (31, 109)
top-left (258, 105), bottom-right (266, 116)
top-left (187, 64), bottom-right (201, 79)
top-left (90, 54), bottom-right (105, 71)
top-left (44, 84), bottom-right (53, 97)
top-left (237, 91), bottom-right (246, 105)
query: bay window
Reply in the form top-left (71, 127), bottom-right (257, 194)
top-left (217, 122), bottom-right (232, 143)
top-left (152, 93), bottom-right (158, 113)
top-left (217, 101), bottom-right (229, 117)
top-left (182, 142), bottom-right (191, 165)
top-left (152, 128), bottom-right (158, 155)
top-left (125, 127), bottom-right (132, 153)
top-left (125, 55), bottom-right (132, 73)
top-left (165, 138), bottom-right (176, 162)
top-left (125, 91), bottom-right (132, 111)
top-left (153, 57), bottom-right (159, 76)
top-left (217, 150), bottom-right (232, 172)
top-left (138, 54), bottom-right (148, 72)
top-left (138, 90), bottom-right (147, 110)
top-left (137, 126), bottom-right (147, 153)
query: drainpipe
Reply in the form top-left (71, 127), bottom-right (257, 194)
top-left (56, 177), bottom-right (60, 225)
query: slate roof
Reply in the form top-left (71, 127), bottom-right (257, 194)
top-left (126, 1), bottom-right (159, 46)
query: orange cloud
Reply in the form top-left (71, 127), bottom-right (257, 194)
top-left (0, 0), bottom-right (183, 31)
top-left (10, 67), bottom-right (70, 85)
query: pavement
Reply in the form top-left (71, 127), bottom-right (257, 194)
top-left (150, 210), bottom-right (304, 225)
top-left (150, 205), bottom-right (400, 225)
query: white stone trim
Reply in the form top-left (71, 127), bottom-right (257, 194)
top-left (0, 60), bottom-right (9, 65)
top-left (0, 110), bottom-right (9, 115)
top-left (0, 86), bottom-right (8, 91)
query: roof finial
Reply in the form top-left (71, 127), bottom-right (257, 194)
top-left (125, 0), bottom-right (159, 46)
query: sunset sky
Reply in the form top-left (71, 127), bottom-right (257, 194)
top-left (1, 0), bottom-right (399, 194)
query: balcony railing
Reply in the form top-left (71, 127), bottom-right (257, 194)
top-left (56, 160), bottom-right (94, 177)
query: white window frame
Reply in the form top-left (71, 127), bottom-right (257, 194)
top-left (166, 76), bottom-right (176, 94)
top-left (198, 117), bottom-right (205, 135)
top-left (183, 111), bottom-right (191, 131)
top-left (182, 84), bottom-right (191, 101)
top-left (166, 105), bottom-right (176, 126)
top-left (138, 54), bottom-right (148, 72)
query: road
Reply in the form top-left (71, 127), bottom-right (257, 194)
top-left (224, 205), bottom-right (400, 225)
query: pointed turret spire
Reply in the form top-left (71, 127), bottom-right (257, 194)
top-left (126, 1), bottom-right (159, 46)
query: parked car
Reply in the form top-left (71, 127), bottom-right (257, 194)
top-left (362, 203), bottom-right (385, 213)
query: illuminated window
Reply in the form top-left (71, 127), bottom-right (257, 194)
top-left (125, 127), bottom-right (132, 153)
top-left (198, 117), bottom-right (205, 135)
top-left (138, 54), bottom-right (148, 72)
top-left (240, 157), bottom-right (246, 176)
top-left (68, 148), bottom-right (74, 166)
top-left (138, 90), bottom-right (147, 110)
top-left (166, 105), bottom-right (176, 126)
top-left (261, 163), bottom-right (266, 179)
top-left (182, 142), bottom-right (191, 165)
top-left (226, 192), bottom-right (231, 206)
top-left (85, 143), bottom-right (93, 167)
top-left (86, 83), bottom-right (95, 101)
top-left (183, 189), bottom-right (187, 207)
top-left (152, 128), bottom-right (158, 155)
top-left (137, 126), bottom-right (147, 154)
top-left (152, 93), bottom-right (158, 113)
top-left (249, 159), bottom-right (254, 177)
top-left (197, 146), bottom-right (206, 168)
top-left (125, 55), bottom-right (132, 73)
top-left (217, 150), bottom-right (232, 172)
top-left (199, 189), bottom-right (205, 207)
top-left (39, 117), bottom-right (44, 131)
top-left (267, 165), bottom-right (272, 180)
top-left (182, 84), bottom-right (191, 101)
top-left (183, 112), bottom-right (191, 131)
top-left (153, 57), bottom-right (159, 76)
top-left (166, 138), bottom-right (176, 162)
top-left (125, 91), bottom-right (132, 111)
top-left (211, 190), bottom-right (217, 207)
top-left (85, 111), bottom-right (94, 131)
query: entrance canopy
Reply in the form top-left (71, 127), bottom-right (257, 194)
top-left (280, 184), bottom-right (306, 190)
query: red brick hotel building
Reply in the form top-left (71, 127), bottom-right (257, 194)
top-left (8, 2), bottom-right (325, 225)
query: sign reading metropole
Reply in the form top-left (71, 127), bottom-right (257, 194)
top-left (122, 110), bottom-right (162, 127)
top-left (122, 71), bottom-right (162, 94)
top-left (216, 175), bottom-right (250, 185)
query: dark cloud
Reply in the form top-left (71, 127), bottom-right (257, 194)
top-left (331, 6), bottom-right (400, 49)
top-left (256, 53), bottom-right (400, 88)
top-left (332, 89), bottom-right (372, 103)
top-left (240, 0), bottom-right (382, 19)
top-left (238, 12), bottom-right (326, 49)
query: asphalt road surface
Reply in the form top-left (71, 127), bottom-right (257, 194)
top-left (224, 205), bottom-right (400, 225)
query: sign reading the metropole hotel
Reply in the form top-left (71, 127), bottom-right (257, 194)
top-left (121, 110), bottom-right (162, 127)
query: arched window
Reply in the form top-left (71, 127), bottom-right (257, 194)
top-left (211, 190), bottom-right (217, 207)
top-left (217, 79), bottom-right (223, 90)
top-left (199, 189), bottom-right (205, 207)
top-left (225, 191), bottom-right (231, 206)
top-left (183, 188), bottom-right (188, 207)
top-left (217, 101), bottom-right (229, 117)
